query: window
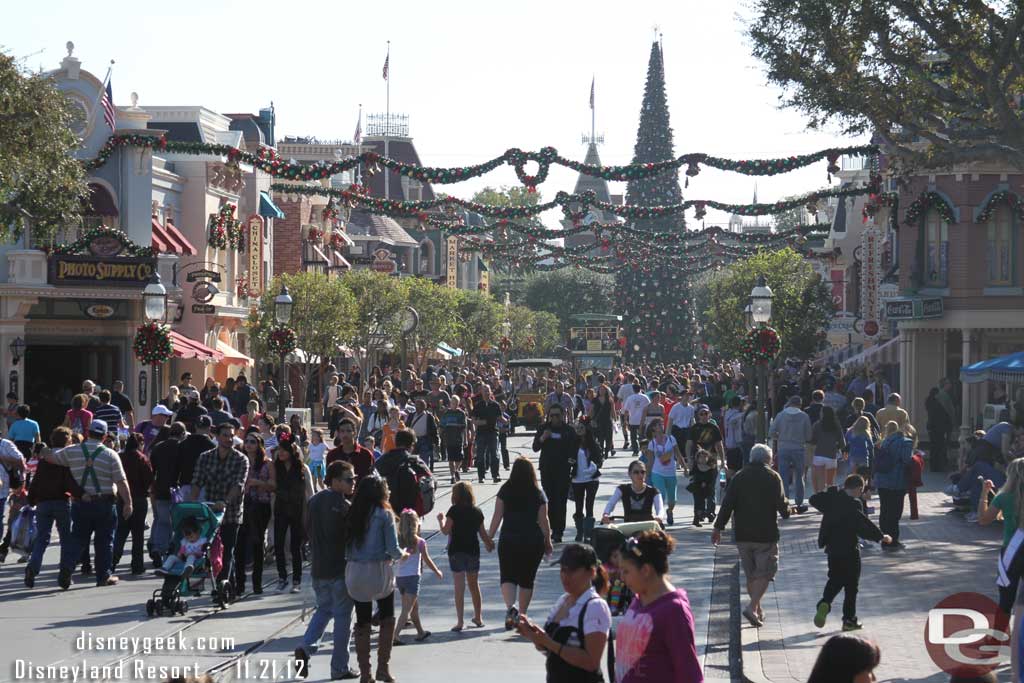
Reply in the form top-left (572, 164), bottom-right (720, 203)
top-left (987, 204), bottom-right (1013, 285)
top-left (924, 211), bottom-right (948, 286)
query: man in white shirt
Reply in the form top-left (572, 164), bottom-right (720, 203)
top-left (622, 384), bottom-right (651, 456)
top-left (667, 389), bottom-right (696, 447)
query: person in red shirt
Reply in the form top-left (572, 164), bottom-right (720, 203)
top-left (325, 418), bottom-right (375, 481)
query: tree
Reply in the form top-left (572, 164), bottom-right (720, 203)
top-left (248, 272), bottom-right (356, 408)
top-left (522, 269), bottom-right (617, 337)
top-left (404, 275), bottom-right (460, 363)
top-left (0, 52), bottom-right (88, 239)
top-left (700, 248), bottom-right (834, 361)
top-left (471, 185), bottom-right (544, 280)
top-left (454, 290), bottom-right (502, 362)
top-left (617, 41), bottom-right (696, 361)
top-left (531, 311), bottom-right (562, 357)
top-left (747, 1), bottom-right (1024, 169)
top-left (340, 270), bottom-right (408, 375)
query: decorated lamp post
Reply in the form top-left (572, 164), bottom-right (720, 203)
top-left (743, 275), bottom-right (778, 443)
top-left (271, 284), bottom-right (295, 423)
top-left (135, 273), bottom-right (171, 411)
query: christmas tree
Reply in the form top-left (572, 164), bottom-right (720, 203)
top-left (617, 40), bottom-right (696, 362)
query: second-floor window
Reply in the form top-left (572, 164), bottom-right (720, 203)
top-left (987, 204), bottom-right (1013, 286)
top-left (924, 211), bottom-right (948, 287)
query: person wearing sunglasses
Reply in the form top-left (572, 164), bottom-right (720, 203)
top-left (614, 530), bottom-right (704, 682)
top-left (601, 460), bottom-right (665, 526)
top-left (686, 405), bottom-right (724, 473)
top-left (294, 460), bottom-right (358, 680)
top-left (235, 431), bottom-right (275, 594)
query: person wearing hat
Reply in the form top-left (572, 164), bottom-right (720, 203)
top-left (136, 404), bottom-right (174, 454)
top-left (148, 421), bottom-right (189, 565)
top-left (686, 405), bottom-right (724, 474)
top-left (515, 543), bottom-right (611, 683)
top-left (41, 418), bottom-right (133, 589)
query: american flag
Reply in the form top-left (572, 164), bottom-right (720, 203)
top-left (354, 113), bottom-right (362, 143)
top-left (382, 53), bottom-right (389, 81)
top-left (101, 79), bottom-right (116, 130)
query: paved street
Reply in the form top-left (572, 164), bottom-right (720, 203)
top-left (738, 472), bottom-right (1009, 682)
top-left (0, 430), bottom-right (728, 683)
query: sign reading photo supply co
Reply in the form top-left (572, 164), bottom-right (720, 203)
top-left (49, 255), bottom-right (156, 287)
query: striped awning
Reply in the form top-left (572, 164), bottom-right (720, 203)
top-left (169, 330), bottom-right (222, 362)
top-left (152, 217), bottom-right (198, 255)
top-left (840, 335), bottom-right (899, 370)
top-left (961, 351), bottom-right (1024, 385)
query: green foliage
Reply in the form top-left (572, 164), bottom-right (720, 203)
top-left (523, 269), bottom-right (616, 337)
top-left (700, 248), bottom-right (834, 361)
top-left (454, 289), bottom-right (502, 356)
top-left (746, 1), bottom-right (1024, 169)
top-left (404, 275), bottom-right (459, 356)
top-left (0, 52), bottom-right (88, 239)
top-left (248, 272), bottom-right (357, 405)
top-left (530, 310), bottom-right (562, 356)
top-left (339, 270), bottom-right (408, 352)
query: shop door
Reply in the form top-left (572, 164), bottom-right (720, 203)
top-left (24, 344), bottom-right (122, 434)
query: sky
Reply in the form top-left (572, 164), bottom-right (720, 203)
top-left (4, 0), bottom-right (866, 227)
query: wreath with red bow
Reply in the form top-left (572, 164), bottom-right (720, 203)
top-left (267, 326), bottom-right (297, 355)
top-left (133, 322), bottom-right (173, 365)
top-left (741, 325), bottom-right (781, 366)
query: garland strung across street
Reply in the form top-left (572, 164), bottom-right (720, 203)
top-left (82, 133), bottom-right (877, 190)
top-left (271, 179), bottom-right (880, 223)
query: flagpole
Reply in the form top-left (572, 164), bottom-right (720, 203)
top-left (591, 76), bottom-right (595, 144)
top-left (356, 104), bottom-right (363, 186)
top-left (384, 41), bottom-right (391, 200)
top-left (85, 61), bottom-right (114, 132)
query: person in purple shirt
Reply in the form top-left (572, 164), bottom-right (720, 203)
top-left (614, 529), bottom-right (703, 683)
top-left (135, 404), bottom-right (173, 453)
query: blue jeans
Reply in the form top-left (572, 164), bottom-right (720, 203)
top-left (29, 499), bottom-right (72, 574)
top-left (150, 499), bottom-right (174, 557)
top-left (65, 499), bottom-right (118, 584)
top-left (0, 494), bottom-right (6, 542)
top-left (778, 447), bottom-right (806, 506)
top-left (301, 577), bottom-right (354, 676)
top-left (476, 431), bottom-right (499, 480)
top-left (415, 436), bottom-right (434, 471)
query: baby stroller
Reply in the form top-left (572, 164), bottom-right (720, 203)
top-left (146, 502), bottom-right (234, 616)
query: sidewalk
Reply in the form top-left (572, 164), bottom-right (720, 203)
top-left (737, 473), bottom-right (1007, 682)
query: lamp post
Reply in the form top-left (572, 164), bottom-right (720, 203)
top-left (749, 275), bottom-right (774, 442)
top-left (274, 283), bottom-right (293, 423)
top-left (143, 272), bottom-right (168, 408)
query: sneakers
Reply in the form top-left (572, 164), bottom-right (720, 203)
top-left (796, 505), bottom-right (809, 514)
top-left (294, 647), bottom-right (310, 679)
top-left (504, 605), bottom-right (519, 631)
top-left (24, 566), bottom-right (36, 588)
top-left (666, 511), bottom-right (674, 526)
top-left (692, 517), bottom-right (702, 527)
top-left (58, 568), bottom-right (72, 590)
top-left (493, 476), bottom-right (502, 483)
top-left (99, 575), bottom-right (120, 586)
top-left (291, 582), bottom-right (302, 593)
top-left (966, 512), bottom-right (979, 523)
top-left (277, 578), bottom-right (289, 592)
top-left (842, 618), bottom-right (864, 631)
top-left (814, 601), bottom-right (830, 628)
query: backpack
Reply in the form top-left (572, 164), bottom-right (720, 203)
top-left (392, 456), bottom-right (436, 516)
top-left (69, 413), bottom-right (85, 436)
top-left (874, 435), bottom-right (907, 474)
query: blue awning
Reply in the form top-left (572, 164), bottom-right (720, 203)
top-left (961, 351), bottom-right (1024, 384)
top-left (437, 342), bottom-right (463, 357)
top-left (259, 191), bottom-right (285, 219)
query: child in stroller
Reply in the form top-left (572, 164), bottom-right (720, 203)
top-left (147, 502), bottom-right (228, 616)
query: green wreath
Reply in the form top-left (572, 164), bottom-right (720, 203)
top-left (741, 325), bottom-right (781, 366)
top-left (267, 326), bottom-right (297, 355)
top-left (133, 322), bottom-right (173, 365)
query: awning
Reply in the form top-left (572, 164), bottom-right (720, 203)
top-left (330, 231), bottom-right (355, 247)
top-left (83, 183), bottom-right (119, 217)
top-left (170, 330), bottom-right (223, 362)
top-left (259, 191), bottom-right (285, 219)
top-left (840, 335), bottom-right (899, 370)
top-left (215, 339), bottom-right (254, 366)
top-left (437, 342), bottom-right (463, 357)
top-left (152, 217), bottom-right (198, 256)
top-left (961, 351), bottom-right (1024, 385)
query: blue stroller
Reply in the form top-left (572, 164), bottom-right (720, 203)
top-left (146, 502), bottom-right (236, 616)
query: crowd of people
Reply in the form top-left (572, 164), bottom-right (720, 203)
top-left (1, 355), bottom-right (1020, 683)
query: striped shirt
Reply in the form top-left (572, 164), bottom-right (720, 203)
top-left (51, 439), bottom-right (126, 496)
top-left (93, 403), bottom-right (123, 428)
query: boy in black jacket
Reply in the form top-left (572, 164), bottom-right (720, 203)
top-left (811, 474), bottom-right (891, 631)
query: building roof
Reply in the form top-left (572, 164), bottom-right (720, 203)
top-left (227, 115), bottom-right (266, 148)
top-left (361, 138), bottom-right (436, 201)
top-left (348, 209), bottom-right (419, 247)
top-left (573, 143), bottom-right (613, 203)
top-left (148, 121), bottom-right (202, 143)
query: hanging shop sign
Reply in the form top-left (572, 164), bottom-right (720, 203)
top-left (859, 225), bottom-right (883, 338)
top-left (49, 255), bottom-right (155, 287)
top-left (479, 268), bottom-right (490, 294)
top-left (372, 247), bottom-right (397, 274)
top-left (247, 215), bottom-right (263, 296)
top-left (186, 268), bottom-right (221, 283)
top-left (884, 297), bottom-right (944, 320)
top-left (447, 237), bottom-right (459, 289)
top-left (192, 304), bottom-right (215, 314)
top-left (83, 303), bottom-right (117, 319)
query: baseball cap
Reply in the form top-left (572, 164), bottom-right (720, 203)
top-left (195, 415), bottom-right (213, 429)
top-left (549, 543), bottom-right (600, 570)
top-left (152, 405), bottom-right (174, 417)
top-left (696, 404), bottom-right (711, 413)
top-left (88, 418), bottom-right (108, 436)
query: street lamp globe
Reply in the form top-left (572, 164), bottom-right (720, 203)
top-left (143, 272), bottom-right (167, 323)
top-left (743, 304), bottom-right (754, 331)
top-left (749, 275), bottom-right (773, 324)
top-left (274, 284), bottom-right (293, 324)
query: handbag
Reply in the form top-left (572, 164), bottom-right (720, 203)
top-left (345, 559), bottom-right (396, 603)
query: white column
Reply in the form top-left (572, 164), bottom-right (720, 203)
top-left (899, 327), bottom-right (914, 413)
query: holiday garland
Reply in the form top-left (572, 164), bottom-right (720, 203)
top-left (207, 204), bottom-right (245, 251)
top-left (741, 325), bottom-right (781, 365)
top-left (267, 326), bottom-right (298, 355)
top-left (82, 133), bottom-right (878, 189)
top-left (133, 322), bottom-right (174, 365)
top-left (46, 225), bottom-right (154, 257)
top-left (903, 191), bottom-right (956, 225)
top-left (975, 190), bottom-right (1024, 223)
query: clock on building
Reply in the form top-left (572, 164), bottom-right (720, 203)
top-left (66, 96), bottom-right (90, 138)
